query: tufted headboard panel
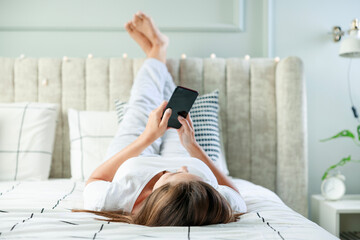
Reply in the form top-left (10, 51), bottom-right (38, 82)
top-left (0, 56), bottom-right (307, 216)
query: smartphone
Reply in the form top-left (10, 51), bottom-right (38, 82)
top-left (163, 86), bottom-right (199, 129)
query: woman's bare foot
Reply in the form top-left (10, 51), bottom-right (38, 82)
top-left (132, 11), bottom-right (169, 63)
top-left (124, 21), bottom-right (152, 55)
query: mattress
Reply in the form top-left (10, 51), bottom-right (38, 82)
top-left (0, 178), bottom-right (336, 240)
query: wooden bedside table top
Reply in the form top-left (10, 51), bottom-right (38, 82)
top-left (312, 194), bottom-right (360, 213)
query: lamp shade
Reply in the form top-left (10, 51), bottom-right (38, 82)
top-left (339, 30), bottom-right (360, 58)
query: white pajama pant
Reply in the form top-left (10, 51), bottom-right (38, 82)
top-left (103, 58), bottom-right (190, 161)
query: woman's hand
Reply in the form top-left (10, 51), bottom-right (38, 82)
top-left (177, 113), bottom-right (199, 153)
top-left (87, 101), bottom-right (171, 185)
top-left (142, 101), bottom-right (172, 143)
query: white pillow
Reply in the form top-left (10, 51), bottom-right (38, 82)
top-left (114, 90), bottom-right (230, 175)
top-left (0, 102), bottom-right (58, 181)
top-left (68, 109), bottom-right (118, 181)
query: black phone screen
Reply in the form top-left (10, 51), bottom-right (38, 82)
top-left (163, 86), bottom-right (198, 129)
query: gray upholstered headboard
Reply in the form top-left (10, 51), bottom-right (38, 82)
top-left (0, 56), bottom-right (307, 216)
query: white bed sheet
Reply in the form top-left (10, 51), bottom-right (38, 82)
top-left (0, 178), bottom-right (337, 240)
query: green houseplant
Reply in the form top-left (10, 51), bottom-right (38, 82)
top-left (320, 126), bottom-right (360, 180)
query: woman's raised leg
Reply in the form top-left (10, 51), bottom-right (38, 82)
top-left (103, 13), bottom-right (171, 161)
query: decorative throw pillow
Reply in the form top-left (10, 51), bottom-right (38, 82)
top-left (114, 90), bottom-right (229, 175)
top-left (189, 90), bottom-right (229, 175)
top-left (115, 101), bottom-right (127, 124)
top-left (0, 102), bottom-right (59, 181)
top-left (68, 109), bottom-right (118, 181)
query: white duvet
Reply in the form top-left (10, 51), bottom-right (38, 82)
top-left (0, 179), bottom-right (337, 240)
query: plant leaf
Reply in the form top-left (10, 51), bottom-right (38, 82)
top-left (338, 155), bottom-right (351, 166)
top-left (321, 155), bottom-right (351, 181)
top-left (320, 130), bottom-right (355, 142)
top-left (357, 125), bottom-right (360, 141)
top-left (321, 172), bottom-right (328, 181)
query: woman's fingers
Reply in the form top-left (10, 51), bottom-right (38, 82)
top-left (160, 108), bottom-right (172, 128)
top-left (178, 115), bottom-right (192, 133)
top-left (176, 127), bottom-right (183, 137)
top-left (156, 101), bottom-right (168, 113)
top-left (186, 113), bottom-right (193, 129)
top-left (154, 101), bottom-right (169, 120)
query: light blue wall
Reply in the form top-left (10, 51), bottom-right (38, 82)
top-left (273, 0), bottom-right (360, 214)
top-left (0, 0), bottom-right (264, 58)
top-left (1, 0), bottom-right (359, 216)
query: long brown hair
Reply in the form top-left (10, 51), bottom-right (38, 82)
top-left (73, 181), bottom-right (242, 226)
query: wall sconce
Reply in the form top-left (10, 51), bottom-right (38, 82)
top-left (332, 18), bottom-right (360, 122)
top-left (333, 18), bottom-right (360, 57)
top-left (332, 26), bottom-right (344, 42)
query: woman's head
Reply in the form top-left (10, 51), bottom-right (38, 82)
top-left (135, 180), bottom-right (238, 226)
top-left (73, 171), bottom-right (242, 226)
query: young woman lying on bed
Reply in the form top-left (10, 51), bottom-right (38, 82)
top-left (73, 11), bottom-right (247, 226)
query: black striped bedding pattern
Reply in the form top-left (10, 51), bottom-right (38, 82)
top-left (0, 180), bottom-right (195, 239)
top-left (0, 179), bottom-right (331, 239)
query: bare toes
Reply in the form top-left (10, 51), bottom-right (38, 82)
top-left (128, 22), bottom-right (134, 31)
top-left (132, 14), bottom-right (142, 27)
top-left (124, 22), bottom-right (132, 32)
top-left (136, 11), bottom-right (145, 19)
top-left (126, 22), bottom-right (152, 54)
top-left (127, 12), bottom-right (168, 62)
top-left (129, 22), bottom-right (141, 35)
top-left (136, 11), bottom-right (148, 19)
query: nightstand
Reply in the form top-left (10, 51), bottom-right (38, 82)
top-left (311, 194), bottom-right (360, 238)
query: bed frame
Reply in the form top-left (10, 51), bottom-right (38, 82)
top-left (0, 56), bottom-right (307, 216)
